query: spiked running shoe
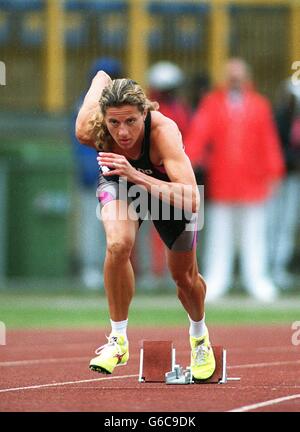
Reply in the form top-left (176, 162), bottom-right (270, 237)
top-left (190, 330), bottom-right (216, 382)
top-left (89, 334), bottom-right (129, 374)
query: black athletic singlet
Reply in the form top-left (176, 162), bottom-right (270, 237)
top-left (96, 111), bottom-right (198, 251)
top-left (127, 111), bottom-right (170, 182)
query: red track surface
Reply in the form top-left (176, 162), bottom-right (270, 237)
top-left (0, 325), bottom-right (300, 412)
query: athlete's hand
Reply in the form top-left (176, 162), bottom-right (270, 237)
top-left (97, 152), bottom-right (137, 182)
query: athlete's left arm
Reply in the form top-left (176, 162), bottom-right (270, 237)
top-left (150, 120), bottom-right (200, 213)
top-left (122, 119), bottom-right (199, 213)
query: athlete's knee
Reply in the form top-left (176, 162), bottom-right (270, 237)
top-left (106, 238), bottom-right (134, 262)
top-left (174, 271), bottom-right (206, 299)
top-left (170, 266), bottom-right (194, 291)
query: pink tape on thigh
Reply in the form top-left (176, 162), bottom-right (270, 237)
top-left (99, 191), bottom-right (115, 205)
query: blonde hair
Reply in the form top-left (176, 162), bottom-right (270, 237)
top-left (89, 78), bottom-right (159, 151)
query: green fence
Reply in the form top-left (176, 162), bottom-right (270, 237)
top-left (0, 139), bottom-right (73, 278)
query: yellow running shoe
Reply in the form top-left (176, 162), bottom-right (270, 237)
top-left (190, 330), bottom-right (216, 381)
top-left (89, 334), bottom-right (129, 374)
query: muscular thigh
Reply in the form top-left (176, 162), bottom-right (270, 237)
top-left (152, 210), bottom-right (198, 252)
top-left (97, 174), bottom-right (140, 244)
top-left (101, 200), bottom-right (139, 245)
top-left (166, 248), bottom-right (198, 277)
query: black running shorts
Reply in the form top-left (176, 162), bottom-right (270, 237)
top-left (97, 174), bottom-right (198, 251)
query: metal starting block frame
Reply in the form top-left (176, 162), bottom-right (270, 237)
top-left (165, 346), bottom-right (227, 385)
top-left (139, 341), bottom-right (239, 385)
top-left (165, 364), bottom-right (194, 384)
top-left (138, 340), bottom-right (175, 383)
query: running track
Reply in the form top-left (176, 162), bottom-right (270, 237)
top-left (0, 326), bottom-right (299, 412)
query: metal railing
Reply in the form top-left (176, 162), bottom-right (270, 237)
top-left (0, 0), bottom-right (299, 111)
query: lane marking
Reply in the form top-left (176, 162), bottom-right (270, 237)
top-left (0, 353), bottom-right (139, 367)
top-left (228, 393), bottom-right (300, 412)
top-left (1, 358), bottom-right (299, 396)
top-left (0, 357), bottom-right (89, 367)
top-left (0, 374), bottom-right (139, 394)
top-left (226, 346), bottom-right (300, 354)
top-left (1, 357), bottom-right (300, 370)
top-left (228, 359), bottom-right (300, 369)
top-left (1, 341), bottom-right (100, 352)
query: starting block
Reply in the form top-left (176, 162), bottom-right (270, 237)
top-left (139, 340), bottom-right (238, 385)
top-left (138, 340), bottom-right (175, 382)
top-left (166, 345), bottom-right (227, 384)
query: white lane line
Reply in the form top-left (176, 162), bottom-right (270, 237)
top-left (0, 374), bottom-right (139, 394)
top-left (1, 342), bottom-right (96, 351)
top-left (1, 357), bottom-right (300, 371)
top-left (228, 394), bottom-right (300, 412)
top-left (228, 359), bottom-right (300, 369)
top-left (0, 353), bottom-right (139, 367)
top-left (227, 346), bottom-right (300, 354)
top-left (0, 357), bottom-right (89, 367)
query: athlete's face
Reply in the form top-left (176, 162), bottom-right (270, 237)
top-left (105, 105), bottom-right (147, 151)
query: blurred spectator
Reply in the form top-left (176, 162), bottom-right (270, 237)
top-left (189, 72), bottom-right (211, 111)
top-left (147, 61), bottom-right (191, 136)
top-left (267, 79), bottom-right (300, 288)
top-left (71, 57), bottom-right (122, 289)
top-left (185, 58), bottom-right (285, 302)
top-left (145, 61), bottom-right (192, 284)
top-left (188, 72), bottom-right (211, 187)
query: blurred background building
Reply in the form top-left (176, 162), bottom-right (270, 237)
top-left (0, 0), bottom-right (299, 297)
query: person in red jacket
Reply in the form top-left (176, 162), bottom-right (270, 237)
top-left (185, 58), bottom-right (285, 302)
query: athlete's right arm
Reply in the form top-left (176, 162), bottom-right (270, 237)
top-left (75, 71), bottom-right (112, 147)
